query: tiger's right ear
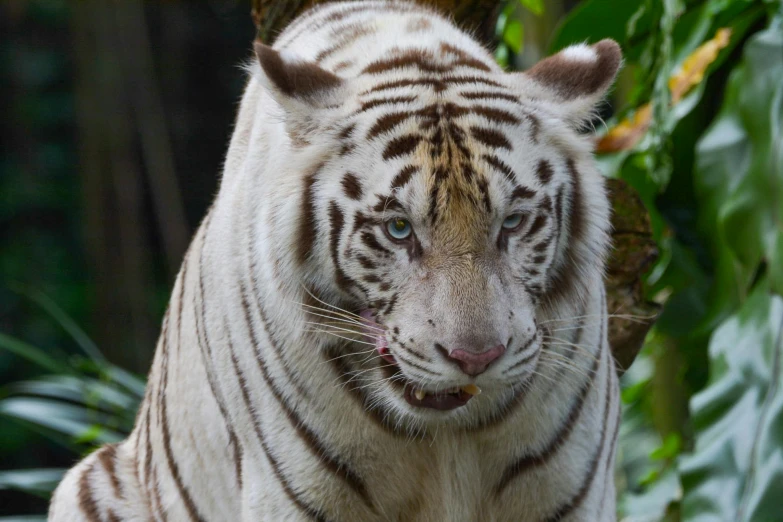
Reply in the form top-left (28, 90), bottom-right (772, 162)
top-left (253, 42), bottom-right (346, 133)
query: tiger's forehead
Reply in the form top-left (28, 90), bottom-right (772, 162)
top-left (370, 95), bottom-right (530, 202)
top-left (378, 99), bottom-right (513, 251)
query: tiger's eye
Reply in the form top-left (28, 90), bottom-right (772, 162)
top-left (502, 213), bottom-right (524, 230)
top-left (386, 218), bottom-right (412, 240)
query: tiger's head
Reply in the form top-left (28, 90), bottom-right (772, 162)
top-left (251, 37), bottom-right (621, 424)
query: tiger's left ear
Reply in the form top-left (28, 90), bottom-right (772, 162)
top-left (519, 39), bottom-right (622, 128)
top-left (253, 42), bottom-right (346, 136)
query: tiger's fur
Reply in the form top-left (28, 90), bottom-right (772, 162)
top-left (50, 2), bottom-right (622, 520)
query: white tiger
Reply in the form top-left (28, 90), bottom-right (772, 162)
top-left (50, 1), bottom-right (622, 520)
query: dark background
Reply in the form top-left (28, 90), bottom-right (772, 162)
top-left (1, 1), bottom-right (255, 514)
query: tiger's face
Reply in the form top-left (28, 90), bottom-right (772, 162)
top-left (254, 39), bottom-right (620, 422)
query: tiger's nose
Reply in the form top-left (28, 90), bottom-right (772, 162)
top-left (446, 344), bottom-right (506, 376)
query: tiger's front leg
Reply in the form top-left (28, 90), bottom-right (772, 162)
top-left (49, 442), bottom-right (153, 522)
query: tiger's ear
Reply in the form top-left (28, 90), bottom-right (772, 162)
top-left (253, 42), bottom-right (346, 136)
top-left (520, 39), bottom-right (622, 128)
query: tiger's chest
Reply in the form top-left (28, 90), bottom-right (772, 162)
top-left (306, 430), bottom-right (561, 522)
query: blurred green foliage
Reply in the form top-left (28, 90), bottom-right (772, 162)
top-left (548, 0), bottom-right (782, 519)
top-left (2, 0), bottom-right (782, 520)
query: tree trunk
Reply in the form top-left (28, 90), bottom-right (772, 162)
top-left (249, 0), bottom-right (659, 373)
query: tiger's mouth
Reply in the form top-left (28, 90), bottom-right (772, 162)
top-left (359, 310), bottom-right (481, 411)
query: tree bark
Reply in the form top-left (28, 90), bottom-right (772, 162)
top-left (249, 0), bottom-right (658, 373)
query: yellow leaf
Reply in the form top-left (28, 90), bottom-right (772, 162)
top-left (596, 104), bottom-right (651, 153)
top-left (597, 28), bottom-right (732, 153)
top-left (669, 28), bottom-right (732, 103)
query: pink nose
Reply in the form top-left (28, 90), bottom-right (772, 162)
top-left (447, 345), bottom-right (506, 376)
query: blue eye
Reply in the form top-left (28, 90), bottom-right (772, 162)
top-left (386, 218), bottom-right (413, 240)
top-left (502, 213), bottom-right (524, 230)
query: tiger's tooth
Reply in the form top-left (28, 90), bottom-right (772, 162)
top-left (462, 384), bottom-right (481, 396)
top-left (414, 389), bottom-right (426, 401)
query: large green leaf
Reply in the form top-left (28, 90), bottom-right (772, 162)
top-left (679, 285), bottom-right (783, 520)
top-left (693, 17), bottom-right (783, 328)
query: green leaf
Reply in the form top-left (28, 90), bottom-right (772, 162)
top-left (11, 285), bottom-right (105, 363)
top-left (549, 0), bottom-right (645, 52)
top-left (693, 17), bottom-right (783, 329)
top-left (621, 467), bottom-right (682, 521)
top-left (0, 332), bottom-right (69, 374)
top-left (495, 43), bottom-right (510, 69)
top-left (651, 433), bottom-right (683, 461)
top-left (519, 0), bottom-right (543, 16)
top-left (679, 285), bottom-right (783, 521)
top-left (103, 366), bottom-right (146, 399)
top-left (503, 19), bottom-right (524, 54)
top-left (10, 375), bottom-right (140, 415)
top-left (0, 468), bottom-right (64, 498)
top-left (0, 397), bottom-right (125, 445)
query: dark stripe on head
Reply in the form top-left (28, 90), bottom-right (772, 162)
top-left (315, 25), bottom-right (374, 63)
top-left (372, 195), bottom-right (404, 213)
top-left (383, 134), bottom-right (422, 160)
top-left (526, 113), bottom-right (540, 142)
top-left (471, 126), bottom-right (512, 150)
top-left (363, 49), bottom-right (448, 74)
top-left (352, 210), bottom-right (378, 233)
top-left (444, 75), bottom-right (504, 88)
top-left (565, 159), bottom-right (586, 245)
top-left (368, 112), bottom-right (415, 140)
top-left (333, 59), bottom-right (354, 72)
top-left (554, 185), bottom-right (565, 240)
top-left (500, 344), bottom-right (538, 375)
top-left (525, 214), bottom-right (547, 239)
top-left (361, 231), bottom-right (392, 256)
top-left (460, 91), bottom-right (521, 104)
top-left (338, 123), bottom-right (356, 140)
top-left (360, 95), bottom-right (418, 112)
top-left (342, 173), bottom-right (363, 200)
top-left (471, 106), bottom-right (521, 125)
top-left (483, 154), bottom-right (517, 184)
top-left (546, 158), bottom-right (588, 306)
top-left (512, 186), bottom-right (537, 201)
top-left (439, 42), bottom-right (494, 71)
top-left (391, 165), bottom-right (418, 190)
top-left (384, 292), bottom-right (399, 316)
top-left (355, 253), bottom-right (376, 269)
top-left (364, 77), bottom-right (447, 95)
top-left (297, 170), bottom-right (319, 265)
top-left (536, 159), bottom-right (554, 185)
top-left (395, 351), bottom-right (441, 375)
top-left (477, 177), bottom-right (492, 212)
top-left (328, 201), bottom-right (355, 292)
